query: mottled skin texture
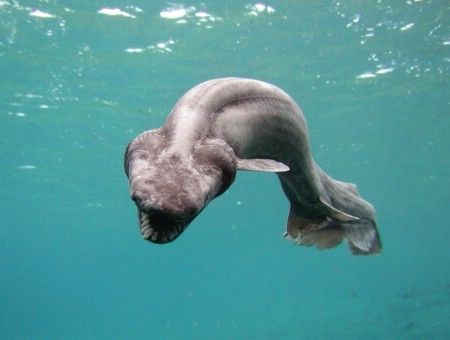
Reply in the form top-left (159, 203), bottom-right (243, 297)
top-left (125, 78), bottom-right (381, 254)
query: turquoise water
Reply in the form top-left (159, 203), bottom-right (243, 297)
top-left (1, 0), bottom-right (449, 338)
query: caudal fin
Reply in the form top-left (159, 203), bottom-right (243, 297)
top-left (344, 219), bottom-right (381, 254)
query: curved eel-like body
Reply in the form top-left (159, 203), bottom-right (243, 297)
top-left (125, 78), bottom-right (381, 254)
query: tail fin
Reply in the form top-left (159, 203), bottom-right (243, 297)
top-left (344, 219), bottom-right (381, 254)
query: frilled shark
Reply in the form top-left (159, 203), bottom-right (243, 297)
top-left (124, 78), bottom-right (381, 254)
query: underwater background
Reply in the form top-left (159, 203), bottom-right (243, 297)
top-left (1, 0), bottom-right (449, 338)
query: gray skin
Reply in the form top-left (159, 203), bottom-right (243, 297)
top-left (124, 78), bottom-right (381, 254)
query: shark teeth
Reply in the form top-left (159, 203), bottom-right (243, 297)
top-left (138, 210), bottom-right (186, 243)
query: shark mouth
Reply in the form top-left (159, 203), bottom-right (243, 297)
top-left (137, 208), bottom-right (189, 244)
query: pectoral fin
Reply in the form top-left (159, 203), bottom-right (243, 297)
top-left (237, 158), bottom-right (289, 173)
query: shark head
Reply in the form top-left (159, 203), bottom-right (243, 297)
top-left (124, 130), bottom-right (237, 244)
